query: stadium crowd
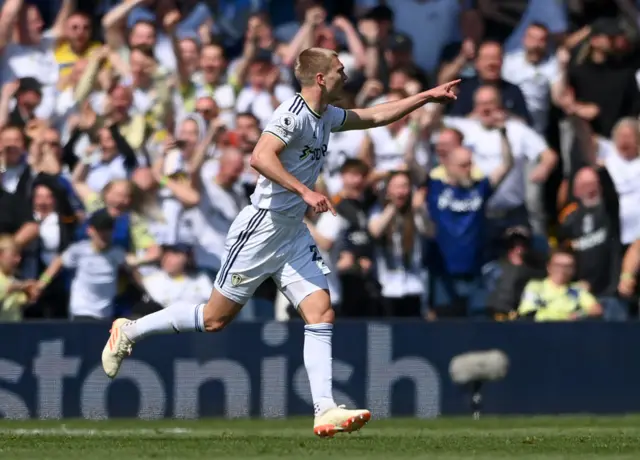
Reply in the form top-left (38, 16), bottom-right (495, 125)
top-left (0, 0), bottom-right (639, 322)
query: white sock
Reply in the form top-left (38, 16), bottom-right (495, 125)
top-left (304, 323), bottom-right (337, 416)
top-left (121, 302), bottom-right (206, 342)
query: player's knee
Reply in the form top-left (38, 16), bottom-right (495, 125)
top-left (301, 296), bottom-right (335, 325)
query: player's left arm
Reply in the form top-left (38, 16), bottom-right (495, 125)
top-left (336, 80), bottom-right (460, 132)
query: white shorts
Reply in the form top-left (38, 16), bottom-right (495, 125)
top-left (214, 205), bottom-right (330, 307)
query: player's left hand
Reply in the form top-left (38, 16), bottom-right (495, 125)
top-left (303, 190), bottom-right (336, 216)
top-left (426, 79), bottom-right (461, 103)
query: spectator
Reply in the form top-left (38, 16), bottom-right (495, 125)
top-left (486, 227), bottom-right (546, 319)
top-left (427, 117), bottom-right (514, 318)
top-left (368, 171), bottom-right (429, 317)
top-left (3, 78), bottom-right (43, 132)
top-left (447, 41), bottom-right (533, 124)
top-left (502, 23), bottom-right (562, 134)
top-left (558, 166), bottom-right (628, 320)
top-left (436, 9), bottom-right (485, 83)
top-left (0, 234), bottom-right (36, 321)
top-left (181, 146), bottom-right (247, 280)
top-left (22, 176), bottom-right (77, 319)
top-left (331, 159), bottom-right (379, 317)
top-left (602, 118), bottom-right (640, 247)
top-left (0, 0), bottom-right (62, 119)
top-left (443, 85), bottom-right (557, 248)
top-left (140, 243), bottom-right (212, 312)
top-left (556, 18), bottom-right (640, 137)
top-left (235, 52), bottom-right (295, 128)
top-left (55, 10), bottom-right (101, 77)
top-left (517, 247), bottom-right (603, 321)
top-left (35, 209), bottom-right (135, 321)
top-left (360, 89), bottom-right (430, 188)
top-left (188, 44), bottom-right (236, 119)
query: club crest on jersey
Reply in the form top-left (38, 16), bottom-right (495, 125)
top-left (231, 274), bottom-right (243, 287)
top-left (299, 144), bottom-right (328, 161)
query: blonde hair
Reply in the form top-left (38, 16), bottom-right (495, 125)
top-left (294, 47), bottom-right (337, 87)
top-left (0, 234), bottom-right (18, 254)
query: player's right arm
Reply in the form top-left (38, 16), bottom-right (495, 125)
top-left (338, 80), bottom-right (461, 132)
top-left (250, 133), bottom-right (336, 215)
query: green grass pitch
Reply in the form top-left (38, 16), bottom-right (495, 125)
top-left (1, 416), bottom-right (640, 459)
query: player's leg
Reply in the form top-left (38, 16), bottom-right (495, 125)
top-left (102, 207), bottom-right (270, 378)
top-left (277, 228), bottom-right (370, 437)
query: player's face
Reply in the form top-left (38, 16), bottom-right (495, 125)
top-left (324, 57), bottom-right (348, 102)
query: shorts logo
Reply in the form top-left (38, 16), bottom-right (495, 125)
top-left (231, 274), bottom-right (244, 287)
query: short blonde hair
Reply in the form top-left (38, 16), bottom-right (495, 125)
top-left (0, 235), bottom-right (18, 254)
top-left (612, 117), bottom-right (640, 139)
top-left (294, 47), bottom-right (337, 87)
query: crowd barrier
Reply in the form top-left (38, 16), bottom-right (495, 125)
top-left (0, 321), bottom-right (639, 419)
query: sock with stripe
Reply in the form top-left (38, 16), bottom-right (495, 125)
top-left (304, 323), bottom-right (337, 416)
top-left (121, 302), bottom-right (206, 342)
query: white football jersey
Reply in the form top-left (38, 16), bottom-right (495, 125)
top-left (251, 94), bottom-right (347, 219)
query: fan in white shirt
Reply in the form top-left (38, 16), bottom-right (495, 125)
top-left (179, 148), bottom-right (248, 275)
top-left (443, 85), bottom-right (557, 219)
top-left (603, 118), bottom-right (640, 245)
top-left (502, 23), bottom-right (561, 134)
top-left (143, 244), bottom-right (213, 309)
top-left (0, 2), bottom-right (60, 119)
top-left (235, 56), bottom-right (296, 128)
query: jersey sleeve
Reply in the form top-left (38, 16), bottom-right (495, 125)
top-left (326, 104), bottom-right (348, 133)
top-left (517, 281), bottom-right (540, 317)
top-left (263, 109), bottom-right (302, 146)
top-left (61, 243), bottom-right (81, 268)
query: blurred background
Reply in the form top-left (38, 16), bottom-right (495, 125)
top-left (0, 0), bottom-right (640, 325)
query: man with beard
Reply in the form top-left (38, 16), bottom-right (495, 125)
top-left (558, 166), bottom-right (628, 320)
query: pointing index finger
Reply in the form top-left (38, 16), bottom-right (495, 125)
top-left (327, 198), bottom-right (337, 216)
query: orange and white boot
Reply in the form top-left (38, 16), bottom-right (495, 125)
top-left (313, 405), bottom-right (371, 438)
top-left (101, 318), bottom-right (134, 378)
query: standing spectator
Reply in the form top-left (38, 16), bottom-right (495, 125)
top-left (602, 118), bottom-right (640, 247)
top-left (181, 147), bottom-right (247, 280)
top-left (555, 18), bottom-right (640, 137)
top-left (368, 171), bottom-right (429, 317)
top-left (22, 176), bottom-right (77, 319)
top-left (332, 159), bottom-right (379, 317)
top-left (447, 41), bottom-right (532, 124)
top-left (235, 52), bottom-right (295, 128)
top-left (2, 78), bottom-right (43, 132)
top-left (427, 117), bottom-right (514, 318)
top-left (0, 235), bottom-right (36, 321)
top-left (54, 10), bottom-right (102, 78)
top-left (0, 0), bottom-right (63, 119)
top-left (35, 209), bottom-right (135, 321)
top-left (443, 85), bottom-right (557, 246)
top-left (558, 166), bottom-right (628, 320)
top-left (517, 247), bottom-right (603, 321)
top-left (502, 23), bottom-right (562, 134)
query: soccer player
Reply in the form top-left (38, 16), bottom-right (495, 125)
top-left (101, 47), bottom-right (459, 436)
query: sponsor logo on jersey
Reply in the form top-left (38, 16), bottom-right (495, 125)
top-left (299, 144), bottom-right (328, 161)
